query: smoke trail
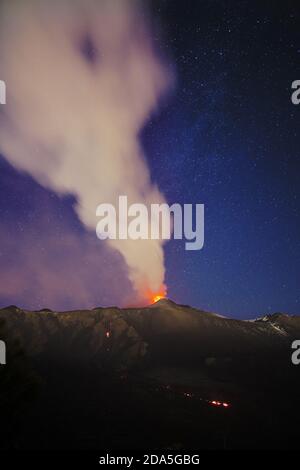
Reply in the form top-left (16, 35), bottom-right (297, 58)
top-left (0, 0), bottom-right (172, 303)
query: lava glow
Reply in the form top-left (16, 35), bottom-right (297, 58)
top-left (152, 294), bottom-right (165, 303)
top-left (144, 285), bottom-right (167, 305)
top-left (209, 400), bottom-right (230, 408)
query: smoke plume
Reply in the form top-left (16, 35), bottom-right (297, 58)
top-left (0, 0), bottom-right (172, 303)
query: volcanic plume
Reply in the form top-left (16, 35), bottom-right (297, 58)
top-left (0, 0), bottom-right (172, 304)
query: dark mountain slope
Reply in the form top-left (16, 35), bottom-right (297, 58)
top-left (0, 300), bottom-right (299, 450)
top-left (0, 300), bottom-right (299, 368)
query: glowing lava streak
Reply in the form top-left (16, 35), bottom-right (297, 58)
top-left (152, 294), bottom-right (165, 303)
top-left (146, 286), bottom-right (167, 304)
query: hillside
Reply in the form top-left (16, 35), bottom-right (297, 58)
top-left (1, 300), bottom-right (299, 450)
top-left (0, 299), bottom-right (299, 367)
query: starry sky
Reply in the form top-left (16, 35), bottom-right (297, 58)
top-left (0, 0), bottom-right (299, 318)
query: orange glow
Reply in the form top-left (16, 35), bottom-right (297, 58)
top-left (152, 294), bottom-right (164, 303)
top-left (209, 400), bottom-right (230, 408)
top-left (145, 285), bottom-right (167, 305)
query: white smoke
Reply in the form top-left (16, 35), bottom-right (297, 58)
top-left (0, 0), bottom-right (172, 302)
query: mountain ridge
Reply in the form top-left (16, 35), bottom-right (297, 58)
top-left (0, 300), bottom-right (299, 370)
top-left (1, 300), bottom-right (300, 450)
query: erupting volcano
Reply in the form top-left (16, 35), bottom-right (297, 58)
top-left (152, 294), bottom-right (165, 304)
top-left (146, 285), bottom-right (167, 304)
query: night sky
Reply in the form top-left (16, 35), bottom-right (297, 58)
top-left (0, 0), bottom-right (299, 318)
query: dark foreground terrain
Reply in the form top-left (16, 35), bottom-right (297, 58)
top-left (0, 299), bottom-right (300, 450)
